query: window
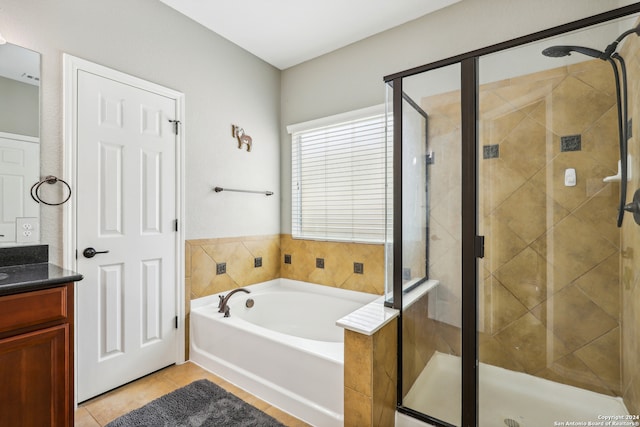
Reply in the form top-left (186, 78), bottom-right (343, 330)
top-left (289, 107), bottom-right (388, 243)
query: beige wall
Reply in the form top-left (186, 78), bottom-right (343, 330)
top-left (280, 0), bottom-right (638, 235)
top-left (0, 0), bottom-right (281, 264)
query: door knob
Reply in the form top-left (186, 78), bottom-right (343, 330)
top-left (83, 247), bottom-right (110, 258)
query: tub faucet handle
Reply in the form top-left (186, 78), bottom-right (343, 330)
top-left (218, 287), bottom-right (251, 316)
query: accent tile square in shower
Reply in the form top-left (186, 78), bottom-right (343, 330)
top-left (483, 144), bottom-right (500, 159)
top-left (560, 134), bottom-right (581, 152)
top-left (354, 262), bottom-right (364, 274)
top-left (216, 262), bottom-right (226, 275)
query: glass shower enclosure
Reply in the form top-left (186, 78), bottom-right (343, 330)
top-left (385, 4), bottom-right (640, 427)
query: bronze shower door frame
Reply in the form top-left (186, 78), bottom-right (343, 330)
top-left (384, 3), bottom-right (640, 426)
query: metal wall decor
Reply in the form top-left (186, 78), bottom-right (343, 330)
top-left (30, 175), bottom-right (72, 206)
top-left (232, 124), bottom-right (253, 152)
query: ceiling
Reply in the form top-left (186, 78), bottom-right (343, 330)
top-left (159, 0), bottom-right (461, 70)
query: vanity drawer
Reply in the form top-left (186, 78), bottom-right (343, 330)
top-left (0, 286), bottom-right (68, 335)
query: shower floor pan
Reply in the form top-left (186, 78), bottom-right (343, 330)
top-left (403, 352), bottom-right (629, 427)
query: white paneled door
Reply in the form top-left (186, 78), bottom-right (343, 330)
top-left (75, 69), bottom-right (179, 402)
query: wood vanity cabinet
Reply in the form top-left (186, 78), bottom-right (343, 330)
top-left (0, 283), bottom-right (74, 427)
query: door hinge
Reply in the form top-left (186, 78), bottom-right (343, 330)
top-left (475, 235), bottom-right (485, 259)
top-left (174, 316), bottom-right (178, 329)
top-left (174, 219), bottom-right (178, 232)
top-left (168, 119), bottom-right (181, 135)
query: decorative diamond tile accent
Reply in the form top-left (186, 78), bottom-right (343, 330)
top-left (354, 262), bottom-right (364, 274)
top-left (216, 262), bottom-right (226, 275)
top-left (561, 134), bottom-right (581, 152)
top-left (483, 144), bottom-right (500, 159)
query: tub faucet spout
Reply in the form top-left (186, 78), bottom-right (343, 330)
top-left (218, 288), bottom-right (251, 317)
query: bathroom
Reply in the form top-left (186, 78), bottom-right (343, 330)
top-left (1, 0), bottom-right (640, 426)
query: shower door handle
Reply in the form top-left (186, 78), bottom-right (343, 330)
top-left (83, 247), bottom-right (110, 258)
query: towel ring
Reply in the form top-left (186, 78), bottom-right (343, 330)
top-left (30, 176), bottom-right (72, 206)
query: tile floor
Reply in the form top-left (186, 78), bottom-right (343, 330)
top-left (75, 362), bottom-right (311, 426)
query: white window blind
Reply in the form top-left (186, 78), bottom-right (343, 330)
top-left (291, 112), bottom-right (388, 243)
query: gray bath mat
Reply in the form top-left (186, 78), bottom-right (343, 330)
top-left (105, 379), bottom-right (286, 427)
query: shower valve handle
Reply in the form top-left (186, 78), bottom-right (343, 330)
top-left (623, 200), bottom-right (640, 214)
top-left (622, 189), bottom-right (640, 226)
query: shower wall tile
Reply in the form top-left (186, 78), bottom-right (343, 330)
top-left (482, 275), bottom-right (528, 333)
top-left (492, 181), bottom-right (569, 245)
top-left (572, 185), bottom-right (620, 247)
top-left (478, 333), bottom-right (524, 372)
top-left (402, 292), bottom-right (459, 397)
top-left (536, 353), bottom-right (614, 397)
top-left (574, 327), bottom-right (621, 395)
top-left (531, 284), bottom-right (618, 352)
top-left (495, 312), bottom-right (571, 373)
top-left (481, 214), bottom-right (528, 273)
top-left (529, 151), bottom-right (616, 212)
top-left (479, 155), bottom-right (528, 215)
top-left (423, 58), bottom-right (624, 399)
top-left (573, 253), bottom-right (620, 321)
top-left (568, 60), bottom-right (617, 96)
top-left (479, 59), bottom-right (621, 396)
top-left (495, 247), bottom-right (560, 309)
top-left (498, 117), bottom-right (548, 180)
top-left (531, 214), bottom-right (618, 285)
top-left (581, 107), bottom-right (620, 167)
top-left (480, 61), bottom-right (620, 394)
top-left (530, 75), bottom-right (615, 136)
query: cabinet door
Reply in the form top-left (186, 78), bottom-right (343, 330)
top-left (0, 324), bottom-right (69, 427)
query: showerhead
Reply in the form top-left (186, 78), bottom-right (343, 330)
top-left (542, 45), bottom-right (606, 59)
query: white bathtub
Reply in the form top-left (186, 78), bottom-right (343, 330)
top-left (190, 278), bottom-right (378, 426)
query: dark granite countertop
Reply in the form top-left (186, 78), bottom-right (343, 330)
top-left (0, 262), bottom-right (83, 296)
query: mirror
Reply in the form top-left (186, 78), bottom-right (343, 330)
top-left (0, 42), bottom-right (40, 245)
